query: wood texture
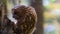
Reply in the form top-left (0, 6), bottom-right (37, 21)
top-left (31, 0), bottom-right (43, 34)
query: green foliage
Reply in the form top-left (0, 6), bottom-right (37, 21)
top-left (49, 0), bottom-right (56, 3)
top-left (57, 16), bottom-right (60, 23)
top-left (2, 0), bottom-right (7, 4)
top-left (44, 18), bottom-right (54, 23)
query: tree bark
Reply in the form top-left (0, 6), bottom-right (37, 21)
top-left (31, 0), bottom-right (43, 34)
top-left (0, 0), bottom-right (7, 34)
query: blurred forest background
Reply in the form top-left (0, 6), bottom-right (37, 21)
top-left (0, 0), bottom-right (43, 34)
top-left (43, 0), bottom-right (60, 34)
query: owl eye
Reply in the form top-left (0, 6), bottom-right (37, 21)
top-left (14, 12), bottom-right (17, 14)
top-left (0, 10), bottom-right (2, 16)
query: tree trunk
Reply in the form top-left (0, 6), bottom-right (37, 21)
top-left (31, 0), bottom-right (43, 34)
top-left (0, 0), bottom-right (7, 34)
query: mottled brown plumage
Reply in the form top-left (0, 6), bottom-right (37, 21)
top-left (12, 5), bottom-right (37, 34)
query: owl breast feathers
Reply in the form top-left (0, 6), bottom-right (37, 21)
top-left (12, 5), bottom-right (37, 34)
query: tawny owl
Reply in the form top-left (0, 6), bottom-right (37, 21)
top-left (12, 5), bottom-right (37, 34)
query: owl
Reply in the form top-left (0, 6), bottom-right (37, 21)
top-left (12, 5), bottom-right (37, 34)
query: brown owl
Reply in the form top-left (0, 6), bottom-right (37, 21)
top-left (12, 5), bottom-right (37, 34)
